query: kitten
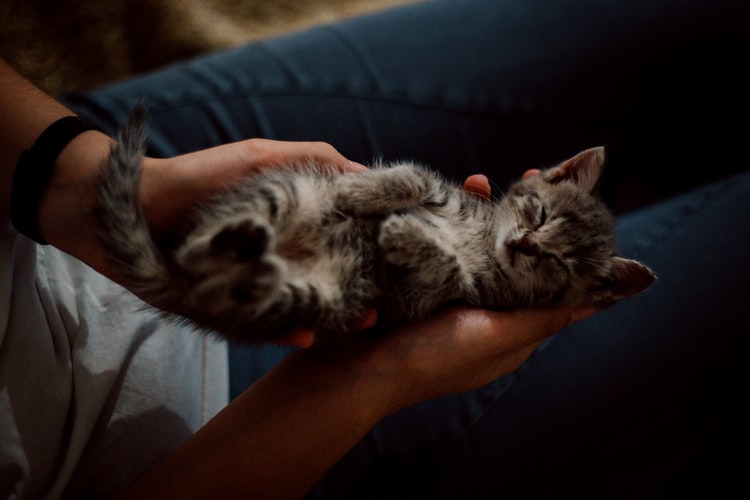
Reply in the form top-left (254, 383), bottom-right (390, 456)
top-left (96, 106), bottom-right (655, 344)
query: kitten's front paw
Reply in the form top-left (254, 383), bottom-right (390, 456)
top-left (334, 176), bottom-right (381, 215)
top-left (335, 165), bottom-right (427, 215)
top-left (379, 214), bottom-right (443, 268)
top-left (379, 215), bottom-right (414, 266)
top-left (379, 214), bottom-right (464, 308)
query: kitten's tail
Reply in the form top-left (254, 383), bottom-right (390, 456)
top-left (96, 104), bottom-right (173, 304)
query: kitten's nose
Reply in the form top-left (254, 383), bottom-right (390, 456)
top-left (508, 235), bottom-right (540, 256)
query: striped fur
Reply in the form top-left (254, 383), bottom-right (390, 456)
top-left (96, 107), bottom-right (655, 344)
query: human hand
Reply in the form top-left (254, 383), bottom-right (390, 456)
top-left (37, 136), bottom-right (365, 285)
top-left (462, 168), bottom-right (541, 199)
top-left (304, 305), bottom-right (595, 414)
top-left (139, 139), bottom-right (368, 244)
top-left (368, 168), bottom-right (589, 407)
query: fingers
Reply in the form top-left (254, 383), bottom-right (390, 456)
top-left (271, 304), bottom-right (595, 352)
top-left (500, 306), bottom-right (592, 342)
top-left (463, 174), bottom-right (491, 200)
top-left (372, 306), bottom-right (598, 408)
top-left (486, 306), bottom-right (595, 378)
top-left (273, 329), bottom-right (316, 348)
top-left (271, 308), bottom-right (379, 349)
top-left (496, 339), bottom-right (545, 374)
top-left (271, 140), bottom-right (366, 174)
top-left (463, 168), bottom-right (543, 200)
top-left (352, 308), bottom-right (379, 330)
top-left (570, 305), bottom-right (597, 323)
top-left (459, 305), bottom-right (595, 353)
top-left (522, 168), bottom-right (542, 180)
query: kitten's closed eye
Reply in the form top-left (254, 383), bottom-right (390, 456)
top-left (521, 195), bottom-right (547, 229)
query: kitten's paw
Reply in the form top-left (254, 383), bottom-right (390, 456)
top-left (229, 255), bottom-right (284, 304)
top-left (210, 218), bottom-right (273, 262)
top-left (178, 218), bottom-right (287, 316)
top-left (379, 215), bottom-right (411, 266)
top-left (379, 214), bottom-right (434, 267)
top-left (379, 214), bottom-right (465, 308)
top-left (334, 176), bottom-right (382, 215)
top-left (187, 254), bottom-right (285, 316)
top-left (335, 165), bottom-right (427, 215)
top-left (380, 213), bottom-right (461, 274)
top-left (176, 219), bottom-right (273, 277)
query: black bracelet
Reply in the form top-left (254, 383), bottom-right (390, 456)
top-left (10, 116), bottom-right (99, 245)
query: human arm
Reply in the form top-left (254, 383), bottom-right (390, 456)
top-left (0, 59), bottom-right (113, 250)
top-left (116, 305), bottom-right (593, 499)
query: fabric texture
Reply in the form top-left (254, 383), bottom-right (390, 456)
top-left (0, 220), bottom-right (227, 499)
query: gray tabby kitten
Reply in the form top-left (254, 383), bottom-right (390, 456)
top-left (97, 107), bottom-right (655, 344)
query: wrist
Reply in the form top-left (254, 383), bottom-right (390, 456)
top-left (10, 116), bottom-right (101, 244)
top-left (36, 130), bottom-right (114, 270)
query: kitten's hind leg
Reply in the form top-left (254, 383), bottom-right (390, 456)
top-left (379, 213), bottom-right (452, 268)
top-left (176, 217), bottom-right (274, 269)
top-left (176, 217), bottom-right (285, 315)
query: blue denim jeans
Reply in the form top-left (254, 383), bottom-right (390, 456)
top-left (62, 0), bottom-right (749, 497)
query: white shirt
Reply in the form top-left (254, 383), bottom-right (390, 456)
top-left (0, 220), bottom-right (228, 499)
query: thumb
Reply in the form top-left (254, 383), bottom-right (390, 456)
top-left (488, 305), bottom-right (596, 351)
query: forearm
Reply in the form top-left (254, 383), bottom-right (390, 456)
top-left (117, 345), bottom-right (396, 499)
top-left (0, 59), bottom-right (74, 194)
top-left (0, 60), bottom-right (213, 283)
top-left (0, 60), bottom-right (115, 268)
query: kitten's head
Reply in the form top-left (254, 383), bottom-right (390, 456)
top-left (494, 147), bottom-right (655, 308)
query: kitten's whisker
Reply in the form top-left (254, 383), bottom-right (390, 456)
top-left (486, 177), bottom-right (506, 201)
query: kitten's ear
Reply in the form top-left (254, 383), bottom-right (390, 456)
top-left (543, 146), bottom-right (605, 193)
top-left (591, 257), bottom-right (657, 306)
